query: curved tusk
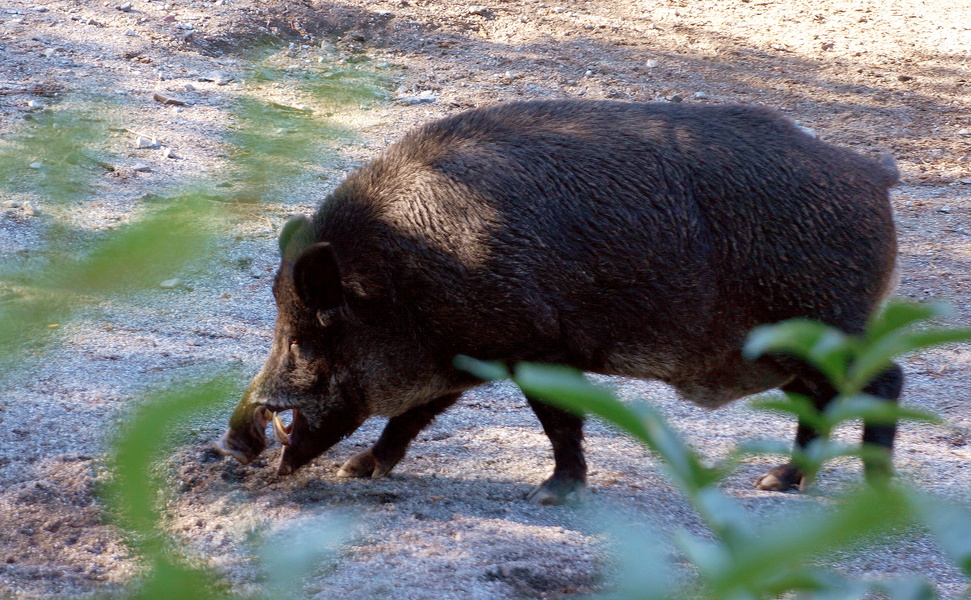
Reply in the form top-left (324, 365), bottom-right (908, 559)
top-left (272, 411), bottom-right (292, 446)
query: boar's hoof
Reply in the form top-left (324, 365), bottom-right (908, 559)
top-left (337, 449), bottom-right (397, 479)
top-left (755, 463), bottom-right (808, 492)
top-left (527, 477), bottom-right (587, 506)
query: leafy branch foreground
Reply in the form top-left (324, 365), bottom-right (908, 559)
top-left (102, 302), bottom-right (971, 599)
top-left (458, 302), bottom-right (971, 600)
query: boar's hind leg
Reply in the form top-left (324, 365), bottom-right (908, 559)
top-left (755, 363), bottom-right (904, 492)
top-left (526, 397), bottom-right (586, 505)
top-left (337, 393), bottom-right (460, 479)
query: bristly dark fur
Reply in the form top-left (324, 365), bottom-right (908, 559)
top-left (216, 100), bottom-right (901, 502)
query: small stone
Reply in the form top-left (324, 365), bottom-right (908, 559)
top-left (668, 94), bottom-right (683, 103)
top-left (183, 83), bottom-right (196, 92)
top-left (161, 147), bottom-right (175, 159)
top-left (249, 266), bottom-right (262, 278)
top-left (467, 6), bottom-right (488, 15)
top-left (958, 129), bottom-right (970, 136)
top-left (960, 179), bottom-right (971, 185)
top-left (552, 6), bottom-right (566, 13)
top-left (694, 91), bottom-right (708, 99)
top-left (152, 91), bottom-right (186, 106)
top-left (132, 162), bottom-right (151, 172)
top-left (136, 136), bottom-right (159, 149)
top-left (645, 59), bottom-right (659, 68)
top-left (33, 6), bottom-right (47, 12)
top-left (2, 200), bottom-right (22, 209)
top-left (398, 91), bottom-right (437, 105)
top-left (159, 278), bottom-right (182, 289)
top-left (937, 206), bottom-right (951, 214)
top-left (125, 29), bottom-right (136, 36)
top-left (22, 201), bottom-right (38, 216)
top-left (898, 75), bottom-right (913, 82)
top-left (118, 2), bottom-right (132, 11)
top-left (29, 162), bottom-right (43, 169)
top-left (27, 100), bottom-right (44, 109)
top-left (44, 48), bottom-right (56, 58)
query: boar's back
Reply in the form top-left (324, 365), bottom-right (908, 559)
top-left (313, 100), bottom-right (897, 406)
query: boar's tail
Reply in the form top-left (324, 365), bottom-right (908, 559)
top-left (878, 153), bottom-right (900, 187)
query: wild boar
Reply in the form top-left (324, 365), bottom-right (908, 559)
top-left (214, 99), bottom-right (902, 505)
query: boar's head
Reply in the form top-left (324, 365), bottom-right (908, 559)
top-left (214, 215), bottom-right (413, 475)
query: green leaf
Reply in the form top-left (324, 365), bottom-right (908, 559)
top-left (261, 515), bottom-right (351, 598)
top-left (914, 495), bottom-right (971, 577)
top-left (751, 392), bottom-right (830, 437)
top-left (824, 394), bottom-right (941, 427)
top-left (135, 554), bottom-right (231, 600)
top-left (693, 487), bottom-right (756, 549)
top-left (744, 320), bottom-right (853, 387)
top-left (452, 355), bottom-right (509, 381)
top-left (605, 521), bottom-right (674, 600)
top-left (510, 362), bottom-right (719, 492)
top-left (873, 577), bottom-right (938, 600)
top-left (849, 328), bottom-right (971, 391)
top-left (630, 401), bottom-right (721, 491)
top-left (711, 485), bottom-right (913, 597)
top-left (865, 300), bottom-right (949, 346)
top-left (62, 195), bottom-right (220, 295)
top-left (512, 363), bottom-right (650, 441)
top-left (107, 375), bottom-right (234, 540)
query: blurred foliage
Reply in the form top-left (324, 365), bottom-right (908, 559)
top-left (0, 102), bottom-right (112, 203)
top-left (245, 55), bottom-right (391, 109)
top-left (459, 300), bottom-right (971, 600)
top-left (0, 193), bottom-right (223, 371)
top-left (106, 377), bottom-right (237, 600)
top-left (0, 39), bottom-right (385, 598)
top-left (227, 47), bottom-right (392, 202)
top-left (227, 97), bottom-right (351, 201)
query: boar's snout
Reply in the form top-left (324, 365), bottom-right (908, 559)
top-left (213, 399), bottom-right (269, 464)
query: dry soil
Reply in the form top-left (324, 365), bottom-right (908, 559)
top-left (1, 0), bottom-right (970, 598)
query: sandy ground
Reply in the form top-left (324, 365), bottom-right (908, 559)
top-left (1, 0), bottom-right (970, 598)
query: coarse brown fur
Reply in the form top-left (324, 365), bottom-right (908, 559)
top-left (215, 100), bottom-right (902, 503)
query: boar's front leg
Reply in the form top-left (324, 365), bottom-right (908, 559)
top-left (755, 363), bottom-right (904, 491)
top-left (337, 393), bottom-right (461, 479)
top-left (526, 397), bottom-right (586, 505)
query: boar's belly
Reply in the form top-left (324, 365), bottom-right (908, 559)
top-left (670, 358), bottom-right (793, 408)
top-left (603, 350), bottom-right (792, 409)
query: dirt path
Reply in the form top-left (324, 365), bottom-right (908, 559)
top-left (1, 0), bottom-right (969, 598)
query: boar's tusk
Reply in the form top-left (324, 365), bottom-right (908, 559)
top-left (272, 411), bottom-right (292, 446)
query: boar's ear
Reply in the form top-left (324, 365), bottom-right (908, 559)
top-left (292, 242), bottom-right (343, 310)
top-left (279, 216), bottom-right (314, 259)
